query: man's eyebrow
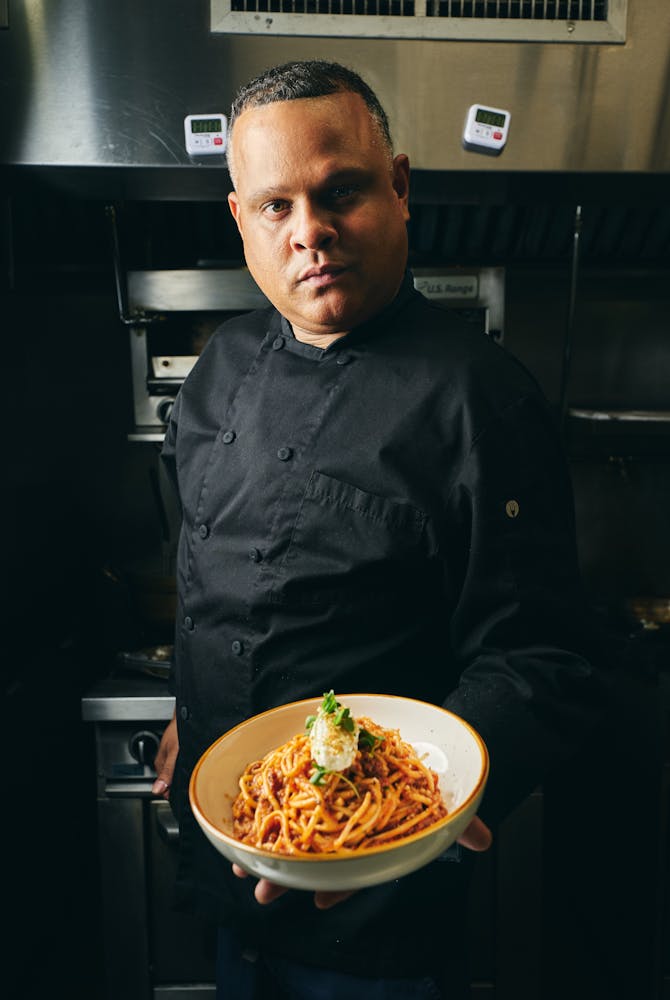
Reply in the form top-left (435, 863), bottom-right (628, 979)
top-left (321, 166), bottom-right (371, 185)
top-left (247, 166), bottom-right (372, 204)
top-left (247, 186), bottom-right (289, 204)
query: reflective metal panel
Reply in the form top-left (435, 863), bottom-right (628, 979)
top-left (127, 267), bottom-right (268, 313)
top-left (0, 0), bottom-right (669, 173)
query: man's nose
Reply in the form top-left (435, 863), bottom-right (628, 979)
top-left (290, 201), bottom-right (337, 252)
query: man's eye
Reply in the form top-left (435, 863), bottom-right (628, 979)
top-left (262, 200), bottom-right (289, 216)
top-left (329, 185), bottom-right (358, 202)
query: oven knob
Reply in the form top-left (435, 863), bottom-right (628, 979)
top-left (128, 729), bottom-right (161, 767)
top-left (156, 398), bottom-right (175, 424)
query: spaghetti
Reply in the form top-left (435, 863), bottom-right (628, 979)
top-left (232, 716), bottom-right (448, 855)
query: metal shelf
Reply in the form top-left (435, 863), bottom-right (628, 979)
top-left (569, 408), bottom-right (670, 424)
top-left (128, 427), bottom-right (166, 443)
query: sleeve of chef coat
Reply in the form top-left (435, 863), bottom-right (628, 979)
top-left (442, 390), bottom-right (608, 826)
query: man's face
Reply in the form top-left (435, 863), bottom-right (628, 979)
top-left (227, 91), bottom-right (410, 340)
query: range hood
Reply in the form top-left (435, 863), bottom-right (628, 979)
top-left (0, 0), bottom-right (668, 200)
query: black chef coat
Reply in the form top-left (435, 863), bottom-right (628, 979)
top-left (161, 272), bottom-right (603, 979)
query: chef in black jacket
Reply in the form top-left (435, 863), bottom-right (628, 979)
top-left (153, 60), bottom-right (604, 999)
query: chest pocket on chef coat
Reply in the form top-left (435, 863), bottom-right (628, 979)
top-left (271, 470), bottom-right (429, 607)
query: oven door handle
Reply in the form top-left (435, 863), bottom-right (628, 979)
top-left (105, 780), bottom-right (156, 797)
top-left (155, 799), bottom-right (180, 844)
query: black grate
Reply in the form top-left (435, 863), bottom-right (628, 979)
top-left (426, 1), bottom-right (607, 19)
top-left (230, 0), bottom-right (606, 17)
top-left (230, 0), bottom-right (416, 12)
top-left (407, 203), bottom-right (670, 265)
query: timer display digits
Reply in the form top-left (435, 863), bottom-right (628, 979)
top-left (191, 118), bottom-right (223, 134)
top-left (475, 108), bottom-right (506, 128)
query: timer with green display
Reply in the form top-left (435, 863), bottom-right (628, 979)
top-left (184, 113), bottom-right (227, 156)
top-left (463, 103), bottom-right (511, 156)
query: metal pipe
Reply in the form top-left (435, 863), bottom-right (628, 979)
top-left (106, 203), bottom-right (134, 325)
top-left (559, 203), bottom-right (582, 424)
top-left (106, 202), bottom-right (162, 326)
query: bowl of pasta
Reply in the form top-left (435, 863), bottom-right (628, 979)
top-left (189, 692), bottom-right (489, 892)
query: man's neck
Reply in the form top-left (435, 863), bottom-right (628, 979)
top-left (291, 325), bottom-right (349, 349)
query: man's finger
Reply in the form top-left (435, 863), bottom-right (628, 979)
top-left (254, 878), bottom-right (289, 904)
top-left (457, 815), bottom-right (493, 852)
top-left (314, 889), bottom-right (355, 910)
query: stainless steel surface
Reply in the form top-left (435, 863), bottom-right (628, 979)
top-left (81, 675), bottom-right (175, 722)
top-left (0, 0), bottom-right (669, 174)
top-left (153, 989), bottom-right (216, 998)
top-left (129, 428), bottom-right (170, 442)
top-left (569, 408), bottom-right (670, 422)
top-left (0, 1), bottom-right (8, 28)
top-left (413, 266), bottom-right (505, 339)
top-left (124, 268), bottom-right (269, 430)
top-left (127, 268), bottom-right (268, 312)
top-left (152, 355), bottom-right (199, 378)
top-left (156, 800), bottom-right (180, 844)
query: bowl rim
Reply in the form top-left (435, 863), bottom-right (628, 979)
top-left (189, 693), bottom-right (490, 865)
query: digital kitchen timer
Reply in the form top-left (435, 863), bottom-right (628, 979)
top-left (184, 113), bottom-right (227, 156)
top-left (462, 104), bottom-right (511, 156)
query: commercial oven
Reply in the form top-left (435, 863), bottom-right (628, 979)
top-left (82, 676), bottom-right (217, 1000)
top-left (111, 256), bottom-right (505, 442)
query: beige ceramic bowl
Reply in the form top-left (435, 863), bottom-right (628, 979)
top-left (189, 694), bottom-right (489, 892)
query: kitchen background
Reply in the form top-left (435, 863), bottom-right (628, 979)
top-left (1, 1), bottom-right (668, 998)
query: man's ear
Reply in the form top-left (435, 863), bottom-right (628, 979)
top-left (228, 191), bottom-right (244, 239)
top-left (392, 154), bottom-right (411, 222)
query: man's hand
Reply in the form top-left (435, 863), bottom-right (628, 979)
top-left (152, 711), bottom-right (179, 799)
top-left (456, 815), bottom-right (492, 852)
top-left (232, 814), bottom-right (492, 910)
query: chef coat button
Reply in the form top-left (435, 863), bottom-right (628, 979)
top-left (272, 336), bottom-right (285, 351)
top-left (222, 430), bottom-right (236, 444)
top-left (249, 547), bottom-right (262, 563)
top-left (336, 353), bottom-right (353, 366)
top-left (180, 704), bottom-right (189, 721)
top-left (231, 639), bottom-right (244, 655)
top-left (277, 446), bottom-right (293, 461)
top-left (184, 616), bottom-right (194, 631)
top-left (198, 523), bottom-right (209, 539)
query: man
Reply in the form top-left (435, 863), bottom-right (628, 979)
top-left (153, 60), bottom-right (603, 999)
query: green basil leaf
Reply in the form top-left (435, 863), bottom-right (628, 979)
top-left (309, 764), bottom-right (330, 786)
top-left (358, 728), bottom-right (383, 751)
top-left (321, 690), bottom-right (339, 715)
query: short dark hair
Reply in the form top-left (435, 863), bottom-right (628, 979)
top-left (227, 60), bottom-right (393, 180)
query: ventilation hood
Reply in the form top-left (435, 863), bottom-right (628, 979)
top-left (0, 0), bottom-right (668, 199)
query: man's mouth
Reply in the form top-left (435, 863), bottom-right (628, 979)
top-left (298, 265), bottom-right (347, 287)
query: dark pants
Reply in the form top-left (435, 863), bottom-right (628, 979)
top-left (216, 927), bottom-right (452, 1000)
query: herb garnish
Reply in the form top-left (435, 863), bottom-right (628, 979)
top-left (358, 727), bottom-right (383, 752)
top-left (334, 705), bottom-right (355, 733)
top-left (305, 690), bottom-right (354, 734)
top-left (309, 764), bottom-right (360, 797)
top-left (321, 690), bottom-right (339, 714)
top-left (305, 690), bottom-right (383, 753)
